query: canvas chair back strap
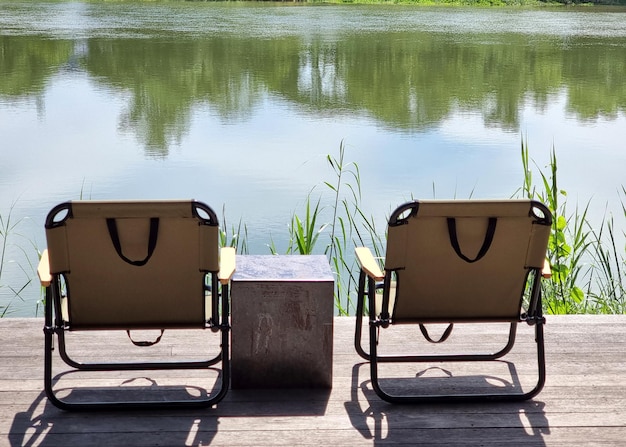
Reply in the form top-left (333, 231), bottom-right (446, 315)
top-left (107, 218), bottom-right (159, 266)
top-left (126, 329), bottom-right (165, 347)
top-left (419, 323), bottom-right (454, 343)
top-left (447, 217), bottom-right (497, 263)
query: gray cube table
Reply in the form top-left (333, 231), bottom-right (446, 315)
top-left (230, 255), bottom-right (334, 389)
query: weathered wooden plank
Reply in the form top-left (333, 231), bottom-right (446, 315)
top-left (2, 386), bottom-right (626, 412)
top-left (162, 426), bottom-right (626, 446)
top-left (1, 316), bottom-right (625, 446)
top-left (3, 404), bottom-right (624, 430)
top-left (6, 426), bottom-right (626, 447)
top-left (2, 382), bottom-right (626, 405)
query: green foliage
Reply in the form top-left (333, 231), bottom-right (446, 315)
top-left (275, 140), bottom-right (385, 315)
top-left (285, 195), bottom-right (327, 255)
top-left (2, 139), bottom-right (624, 316)
top-left (585, 189), bottom-right (626, 313)
top-left (219, 205), bottom-right (249, 254)
top-left (330, 0), bottom-right (543, 4)
top-left (519, 139), bottom-right (625, 314)
top-left (324, 141), bottom-right (384, 315)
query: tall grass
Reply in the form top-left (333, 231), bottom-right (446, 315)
top-left (323, 141), bottom-right (384, 315)
top-left (1, 140), bottom-right (624, 316)
top-left (285, 195), bottom-right (327, 256)
top-left (289, 138), bottom-right (626, 315)
top-left (0, 203), bottom-right (35, 317)
top-left (585, 187), bottom-right (626, 313)
top-left (519, 139), bottom-right (625, 314)
top-left (267, 141), bottom-right (384, 314)
top-left (219, 205), bottom-right (249, 255)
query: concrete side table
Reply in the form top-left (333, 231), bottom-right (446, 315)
top-left (230, 255), bottom-right (334, 389)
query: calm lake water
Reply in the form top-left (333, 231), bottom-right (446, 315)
top-left (1, 2), bottom-right (625, 316)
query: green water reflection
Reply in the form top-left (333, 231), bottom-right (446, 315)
top-left (0, 36), bottom-right (73, 98)
top-left (2, 30), bottom-right (625, 155)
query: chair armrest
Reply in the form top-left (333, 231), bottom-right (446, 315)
top-left (542, 259), bottom-right (552, 279)
top-left (218, 247), bottom-right (236, 284)
top-left (38, 249), bottom-right (52, 287)
top-left (355, 247), bottom-right (385, 281)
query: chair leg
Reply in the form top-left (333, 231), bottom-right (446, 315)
top-left (44, 285), bottom-right (231, 411)
top-left (45, 330), bottom-right (230, 411)
top-left (56, 328), bottom-right (223, 372)
top-left (521, 318), bottom-right (546, 401)
top-left (368, 319), bottom-right (546, 403)
top-left (354, 271), bottom-right (370, 361)
top-left (368, 321), bottom-right (519, 364)
top-left (357, 272), bottom-right (518, 365)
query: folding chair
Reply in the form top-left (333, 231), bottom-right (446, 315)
top-left (354, 199), bottom-right (552, 403)
top-left (37, 200), bottom-right (235, 410)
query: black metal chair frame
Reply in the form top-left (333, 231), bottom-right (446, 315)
top-left (41, 200), bottom-right (232, 411)
top-left (354, 200), bottom-right (550, 404)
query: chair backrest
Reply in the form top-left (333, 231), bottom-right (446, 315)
top-left (44, 200), bottom-right (220, 330)
top-left (384, 200), bottom-right (551, 323)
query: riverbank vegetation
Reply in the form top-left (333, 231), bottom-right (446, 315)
top-left (517, 142), bottom-right (626, 313)
top-left (182, 0), bottom-right (626, 6)
top-left (1, 140), bottom-right (624, 316)
top-left (313, 0), bottom-right (567, 6)
top-left (280, 139), bottom-right (626, 315)
top-left (237, 0), bottom-right (625, 6)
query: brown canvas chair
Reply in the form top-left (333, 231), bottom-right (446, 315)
top-left (354, 199), bottom-right (552, 403)
top-left (37, 200), bottom-right (235, 410)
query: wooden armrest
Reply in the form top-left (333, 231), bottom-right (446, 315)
top-left (218, 247), bottom-right (236, 284)
top-left (355, 247), bottom-right (384, 281)
top-left (37, 249), bottom-right (52, 287)
top-left (542, 259), bottom-right (552, 279)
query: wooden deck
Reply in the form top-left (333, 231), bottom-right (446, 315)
top-left (2, 316), bottom-right (625, 446)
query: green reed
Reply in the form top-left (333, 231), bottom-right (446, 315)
top-left (268, 140), bottom-right (384, 315)
top-left (219, 205), bottom-right (249, 255)
top-left (323, 141), bottom-right (384, 315)
top-left (286, 195), bottom-right (327, 256)
top-left (2, 140), bottom-right (624, 317)
top-left (519, 139), bottom-right (625, 314)
top-left (227, 138), bottom-right (625, 315)
top-left (585, 188), bottom-right (626, 313)
top-left (0, 202), bottom-right (35, 317)
top-left (289, 138), bottom-right (625, 315)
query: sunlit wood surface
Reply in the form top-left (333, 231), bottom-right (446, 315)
top-left (2, 316), bottom-right (625, 446)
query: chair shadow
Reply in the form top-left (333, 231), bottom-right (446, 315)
top-left (10, 374), bottom-right (332, 447)
top-left (9, 372), bottom-right (225, 447)
top-left (344, 362), bottom-right (550, 445)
